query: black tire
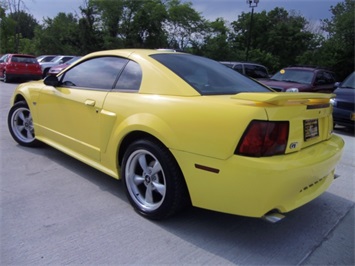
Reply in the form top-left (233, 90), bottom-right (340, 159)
top-left (8, 101), bottom-right (41, 147)
top-left (42, 68), bottom-right (49, 78)
top-left (3, 71), bottom-right (9, 83)
top-left (121, 138), bottom-right (190, 220)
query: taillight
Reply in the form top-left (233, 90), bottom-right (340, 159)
top-left (235, 120), bottom-right (289, 157)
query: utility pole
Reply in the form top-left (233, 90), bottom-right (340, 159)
top-left (245, 0), bottom-right (259, 61)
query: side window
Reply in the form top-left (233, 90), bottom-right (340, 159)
top-left (323, 71), bottom-right (335, 84)
top-left (232, 64), bottom-right (243, 74)
top-left (60, 56), bottom-right (128, 90)
top-left (61, 57), bottom-right (74, 63)
top-left (315, 72), bottom-right (325, 84)
top-left (114, 60), bottom-right (142, 91)
top-left (245, 65), bottom-right (269, 78)
top-left (0, 54), bottom-right (9, 62)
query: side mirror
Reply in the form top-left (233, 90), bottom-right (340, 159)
top-left (334, 82), bottom-right (340, 88)
top-left (44, 75), bottom-right (59, 86)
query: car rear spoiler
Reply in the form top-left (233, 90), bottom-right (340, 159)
top-left (231, 92), bottom-right (335, 106)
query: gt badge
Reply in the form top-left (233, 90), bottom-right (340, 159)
top-left (290, 142), bottom-right (298, 149)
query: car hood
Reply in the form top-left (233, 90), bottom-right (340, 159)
top-left (258, 79), bottom-right (309, 90)
top-left (334, 87), bottom-right (355, 101)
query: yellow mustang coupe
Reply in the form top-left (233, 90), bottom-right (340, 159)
top-left (8, 49), bottom-right (344, 221)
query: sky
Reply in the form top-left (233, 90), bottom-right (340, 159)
top-left (23, 0), bottom-right (342, 23)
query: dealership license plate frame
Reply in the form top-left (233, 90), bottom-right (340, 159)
top-left (304, 119), bottom-right (319, 141)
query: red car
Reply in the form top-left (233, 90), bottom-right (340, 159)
top-left (0, 54), bottom-right (42, 83)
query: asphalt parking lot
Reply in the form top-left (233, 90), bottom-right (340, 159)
top-left (1, 81), bottom-right (354, 265)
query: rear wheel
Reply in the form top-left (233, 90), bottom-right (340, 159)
top-left (8, 101), bottom-right (40, 147)
top-left (121, 138), bottom-right (189, 220)
top-left (3, 71), bottom-right (8, 83)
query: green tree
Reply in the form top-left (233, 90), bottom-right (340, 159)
top-left (0, 4), bottom-right (16, 53)
top-left (231, 8), bottom-right (315, 72)
top-left (34, 12), bottom-right (81, 55)
top-left (198, 18), bottom-right (236, 60)
top-left (8, 10), bottom-right (38, 39)
top-left (0, 0), bottom-right (38, 53)
top-left (88, 0), bottom-right (124, 49)
top-left (320, 0), bottom-right (354, 80)
top-left (121, 0), bottom-right (168, 48)
top-left (78, 0), bottom-right (104, 54)
top-left (165, 0), bottom-right (206, 50)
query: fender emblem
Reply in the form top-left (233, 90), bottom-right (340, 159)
top-left (289, 142), bottom-right (298, 149)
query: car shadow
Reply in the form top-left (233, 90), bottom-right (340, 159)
top-left (13, 141), bottom-right (355, 265)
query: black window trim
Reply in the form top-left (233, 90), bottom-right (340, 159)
top-left (58, 55), bottom-right (130, 91)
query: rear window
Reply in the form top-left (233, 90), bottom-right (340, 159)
top-left (151, 54), bottom-right (271, 95)
top-left (11, 56), bottom-right (37, 64)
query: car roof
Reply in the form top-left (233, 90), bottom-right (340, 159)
top-left (220, 61), bottom-right (266, 67)
top-left (9, 54), bottom-right (36, 58)
top-left (283, 66), bottom-right (333, 72)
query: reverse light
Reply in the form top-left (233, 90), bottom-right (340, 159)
top-left (235, 120), bottom-right (289, 157)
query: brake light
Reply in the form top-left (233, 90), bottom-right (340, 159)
top-left (236, 120), bottom-right (289, 157)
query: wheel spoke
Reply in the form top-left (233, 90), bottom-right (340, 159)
top-left (26, 128), bottom-right (34, 139)
top-left (151, 160), bottom-right (162, 176)
top-left (138, 154), bottom-right (148, 172)
top-left (145, 185), bottom-right (154, 204)
top-left (152, 181), bottom-right (166, 196)
top-left (17, 125), bottom-right (25, 132)
top-left (18, 111), bottom-right (26, 122)
top-left (133, 174), bottom-right (144, 186)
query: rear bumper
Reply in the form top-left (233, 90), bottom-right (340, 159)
top-left (172, 134), bottom-right (344, 218)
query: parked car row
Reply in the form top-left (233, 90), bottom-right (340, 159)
top-left (39, 55), bottom-right (76, 77)
top-left (0, 53), bottom-right (81, 83)
top-left (47, 56), bottom-right (82, 76)
top-left (1, 52), bottom-right (353, 130)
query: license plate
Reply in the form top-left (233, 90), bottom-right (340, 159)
top-left (351, 113), bottom-right (355, 121)
top-left (304, 119), bottom-right (319, 141)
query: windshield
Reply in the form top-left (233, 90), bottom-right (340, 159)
top-left (271, 69), bottom-right (313, 84)
top-left (151, 54), bottom-right (272, 95)
top-left (339, 72), bottom-right (355, 89)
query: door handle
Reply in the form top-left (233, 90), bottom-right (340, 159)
top-left (85, 99), bottom-right (96, 106)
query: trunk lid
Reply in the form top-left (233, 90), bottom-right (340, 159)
top-left (232, 92), bottom-right (334, 153)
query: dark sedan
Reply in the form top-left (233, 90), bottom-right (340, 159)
top-left (331, 72), bottom-right (355, 129)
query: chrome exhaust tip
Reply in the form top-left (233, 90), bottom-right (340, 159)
top-left (262, 212), bottom-right (285, 223)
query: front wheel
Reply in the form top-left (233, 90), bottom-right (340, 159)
top-left (121, 139), bottom-right (190, 220)
top-left (8, 101), bottom-right (40, 147)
